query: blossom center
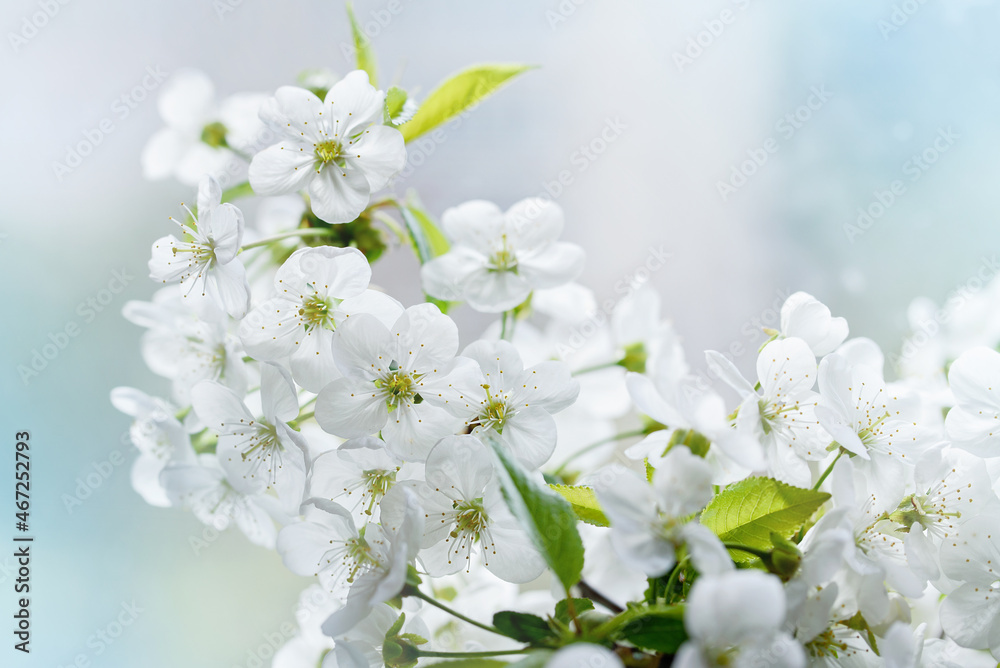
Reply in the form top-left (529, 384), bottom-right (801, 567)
top-left (200, 121), bottom-right (229, 148)
top-left (376, 366), bottom-right (420, 410)
top-left (239, 422), bottom-right (286, 486)
top-left (359, 468), bottom-right (399, 516)
top-left (806, 628), bottom-right (851, 658)
top-left (315, 140), bottom-right (344, 164)
top-left (487, 237), bottom-right (518, 273)
top-left (342, 534), bottom-right (380, 583)
top-left (475, 384), bottom-right (510, 432)
top-left (451, 498), bottom-right (490, 539)
top-left (299, 293), bottom-right (334, 330)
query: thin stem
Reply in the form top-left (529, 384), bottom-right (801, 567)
top-left (296, 410), bottom-right (315, 423)
top-left (552, 428), bottom-right (647, 476)
top-left (417, 649), bottom-right (530, 659)
top-left (240, 227), bottom-right (334, 250)
top-left (409, 589), bottom-right (504, 637)
top-left (663, 556), bottom-right (688, 602)
top-left (564, 587), bottom-right (582, 635)
top-left (499, 310), bottom-right (514, 341)
top-left (578, 579), bottom-right (624, 615)
top-left (572, 359), bottom-right (624, 376)
top-left (812, 448), bottom-right (844, 492)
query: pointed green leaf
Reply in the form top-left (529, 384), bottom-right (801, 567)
top-left (346, 3), bottom-right (377, 86)
top-left (492, 611), bottom-right (554, 644)
top-left (553, 598), bottom-right (594, 625)
top-left (615, 606), bottom-right (687, 654)
top-left (402, 203), bottom-right (449, 259)
top-left (549, 484), bottom-right (609, 527)
top-left (700, 477), bottom-right (829, 563)
top-left (399, 64), bottom-right (534, 142)
top-left (490, 439), bottom-right (584, 590)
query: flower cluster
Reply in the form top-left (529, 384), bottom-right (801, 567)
top-left (115, 18), bottom-right (1000, 668)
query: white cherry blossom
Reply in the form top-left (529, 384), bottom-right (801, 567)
top-left (708, 337), bottom-right (827, 486)
top-left (595, 446), bottom-right (732, 578)
top-left (148, 175), bottom-right (251, 319)
top-left (460, 339), bottom-right (579, 468)
top-left (315, 304), bottom-right (481, 460)
top-left (676, 570), bottom-right (805, 668)
top-left (239, 246), bottom-right (402, 391)
top-left (190, 363), bottom-right (308, 510)
top-left (249, 71), bottom-right (405, 224)
top-left (382, 435), bottom-right (546, 583)
top-left (944, 346), bottom-right (1000, 457)
top-left (421, 198), bottom-right (585, 312)
top-left (778, 292), bottom-right (849, 357)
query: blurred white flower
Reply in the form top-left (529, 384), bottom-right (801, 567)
top-left (142, 69), bottom-right (266, 186)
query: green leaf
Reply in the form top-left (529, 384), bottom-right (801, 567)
top-left (221, 181), bottom-right (254, 204)
top-left (549, 485), bottom-right (609, 527)
top-left (403, 203), bottom-right (450, 258)
top-left (492, 611), bottom-right (554, 644)
top-left (397, 205), bottom-right (434, 264)
top-left (425, 662), bottom-right (508, 668)
top-left (615, 606), bottom-right (687, 654)
top-left (385, 86), bottom-right (408, 124)
top-left (346, 3), bottom-right (377, 87)
top-left (700, 477), bottom-right (830, 564)
top-left (553, 598), bottom-right (594, 625)
top-left (399, 63), bottom-right (534, 142)
top-left (489, 439), bottom-right (584, 591)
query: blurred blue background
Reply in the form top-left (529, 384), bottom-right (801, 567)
top-left (2, 0), bottom-right (999, 665)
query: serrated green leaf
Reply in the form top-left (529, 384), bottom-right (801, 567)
top-left (346, 3), bottom-right (377, 87)
top-left (490, 440), bottom-right (584, 590)
top-left (553, 598), bottom-right (594, 625)
top-left (492, 611), bottom-right (554, 644)
top-left (700, 477), bottom-right (829, 563)
top-left (399, 64), bottom-right (534, 142)
top-left (385, 86), bottom-right (408, 124)
top-left (616, 606), bottom-right (687, 654)
top-left (550, 484), bottom-right (609, 527)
